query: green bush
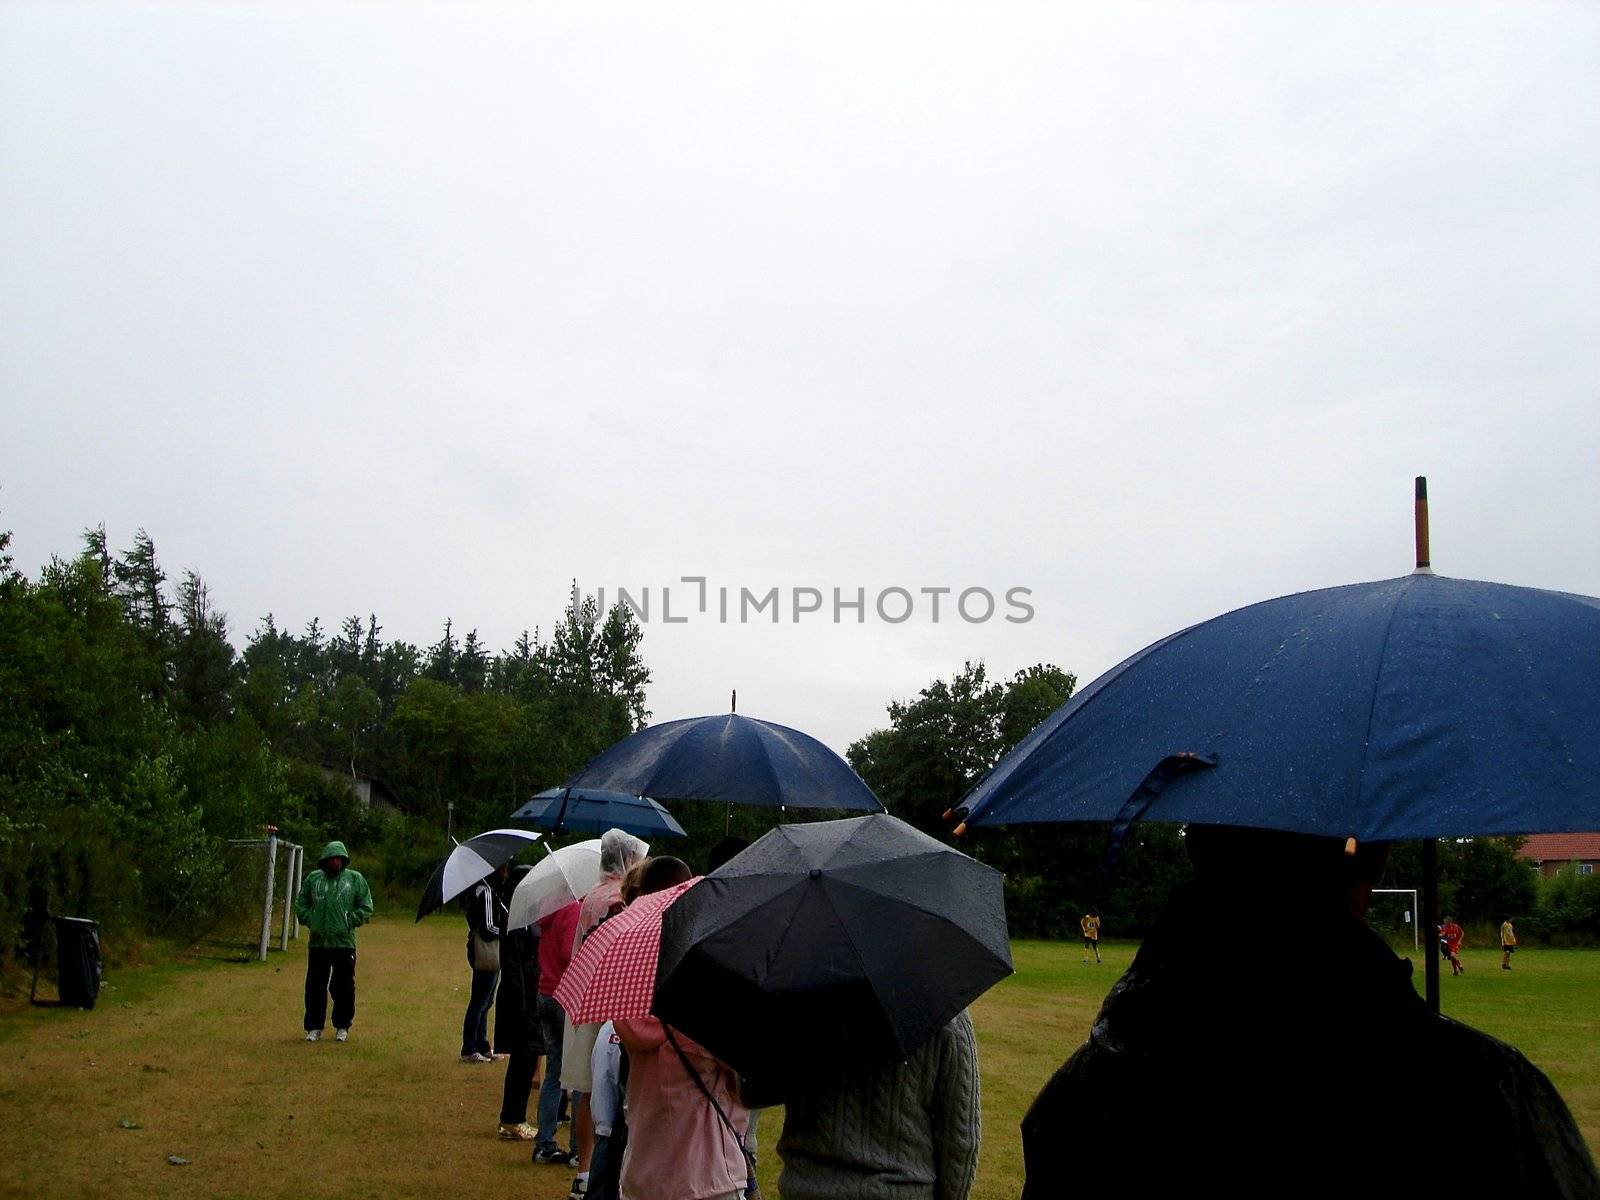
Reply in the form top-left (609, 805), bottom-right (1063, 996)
top-left (1524, 869), bottom-right (1600, 946)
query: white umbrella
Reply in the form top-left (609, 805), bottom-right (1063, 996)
top-left (507, 838), bottom-right (647, 930)
top-left (415, 828), bottom-right (543, 920)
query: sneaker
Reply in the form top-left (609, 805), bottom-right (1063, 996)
top-left (492, 1053), bottom-right (509, 1061)
top-left (460, 1052), bottom-right (493, 1063)
top-left (568, 1177), bottom-right (588, 1200)
top-left (305, 1029), bottom-right (321, 1042)
top-left (534, 1146), bottom-right (573, 1165)
top-left (499, 1122), bottom-right (536, 1141)
top-left (334, 1028), bottom-right (349, 1043)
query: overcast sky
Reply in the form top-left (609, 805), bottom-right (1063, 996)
top-left (4, 2), bottom-right (1597, 752)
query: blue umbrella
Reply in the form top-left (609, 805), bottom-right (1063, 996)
top-left (563, 713), bottom-right (884, 812)
top-left (955, 570), bottom-right (1600, 842)
top-left (954, 480), bottom-right (1600, 1015)
top-left (512, 787), bottom-right (687, 839)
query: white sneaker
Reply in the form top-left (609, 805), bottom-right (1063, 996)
top-left (334, 1028), bottom-right (349, 1043)
top-left (305, 1029), bottom-right (321, 1042)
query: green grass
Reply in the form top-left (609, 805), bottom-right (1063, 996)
top-left (0, 924), bottom-right (1593, 1199)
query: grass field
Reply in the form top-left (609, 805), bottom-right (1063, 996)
top-left (1, 918), bottom-right (1595, 1199)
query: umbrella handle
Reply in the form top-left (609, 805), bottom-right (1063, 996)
top-left (1101, 752), bottom-right (1218, 881)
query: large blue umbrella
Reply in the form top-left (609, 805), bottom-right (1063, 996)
top-left (955, 570), bottom-right (1600, 841)
top-left (511, 787), bottom-right (687, 839)
top-left (563, 713), bottom-right (885, 812)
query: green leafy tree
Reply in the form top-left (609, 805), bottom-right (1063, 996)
top-left (325, 674), bottom-right (382, 779)
top-left (849, 660), bottom-right (1184, 937)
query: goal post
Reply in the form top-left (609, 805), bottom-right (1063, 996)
top-left (207, 834), bottom-right (304, 962)
top-left (1369, 887), bottom-right (1419, 951)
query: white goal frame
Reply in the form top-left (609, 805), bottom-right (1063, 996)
top-left (226, 833), bottom-right (305, 961)
top-left (1370, 887), bottom-right (1419, 950)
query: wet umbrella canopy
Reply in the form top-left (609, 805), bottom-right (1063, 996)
top-left (653, 813), bottom-right (1012, 1100)
top-left (562, 713), bottom-right (884, 812)
top-left (511, 787), bottom-right (686, 839)
top-left (955, 572), bottom-right (1600, 842)
top-left (505, 839), bottom-right (607, 930)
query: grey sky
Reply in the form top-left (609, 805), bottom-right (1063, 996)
top-left (4, 2), bottom-right (1597, 752)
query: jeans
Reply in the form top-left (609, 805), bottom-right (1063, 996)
top-left (304, 947), bottom-right (356, 1031)
top-left (590, 1130), bottom-right (625, 1200)
top-left (461, 968), bottom-right (497, 1056)
top-left (535, 992), bottom-right (572, 1151)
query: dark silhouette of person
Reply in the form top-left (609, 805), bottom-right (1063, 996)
top-left (1020, 825), bottom-right (1600, 1200)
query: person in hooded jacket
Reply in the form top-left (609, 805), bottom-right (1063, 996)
top-left (294, 840), bottom-right (375, 1042)
top-left (493, 864), bottom-right (546, 1141)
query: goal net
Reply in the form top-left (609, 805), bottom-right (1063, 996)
top-left (185, 837), bottom-right (304, 961)
top-left (1366, 887), bottom-right (1420, 951)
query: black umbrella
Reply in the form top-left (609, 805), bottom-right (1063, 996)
top-left (415, 828), bottom-right (542, 921)
top-left (653, 813), bottom-right (1012, 1099)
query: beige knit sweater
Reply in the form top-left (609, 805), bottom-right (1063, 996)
top-left (775, 1010), bottom-right (980, 1200)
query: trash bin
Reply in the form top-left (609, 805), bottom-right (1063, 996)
top-left (52, 916), bottom-right (102, 1010)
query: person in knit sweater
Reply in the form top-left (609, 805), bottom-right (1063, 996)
top-left (776, 1009), bottom-right (981, 1200)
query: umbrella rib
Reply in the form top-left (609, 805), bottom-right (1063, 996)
top-left (1349, 575), bottom-right (1417, 841)
top-left (963, 620), bottom-right (1203, 821)
top-left (748, 722), bottom-right (790, 809)
top-left (814, 878), bottom-right (893, 1030)
top-left (825, 872), bottom-right (1013, 972)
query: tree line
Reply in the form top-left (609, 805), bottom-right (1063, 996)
top-left (0, 521), bottom-right (648, 963)
top-left (2, 516), bottom-right (1592, 967)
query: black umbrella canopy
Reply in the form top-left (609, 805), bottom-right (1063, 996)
top-left (653, 813), bottom-right (1011, 1099)
top-left (564, 713), bottom-right (884, 811)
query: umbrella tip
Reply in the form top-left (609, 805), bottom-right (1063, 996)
top-left (731, 688), bottom-right (737, 713)
top-left (953, 822), bottom-right (968, 837)
top-left (1413, 476), bottom-right (1433, 574)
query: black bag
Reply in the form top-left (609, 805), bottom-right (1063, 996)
top-left (52, 917), bottom-right (102, 1010)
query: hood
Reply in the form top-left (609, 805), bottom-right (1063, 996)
top-left (319, 840), bottom-right (351, 866)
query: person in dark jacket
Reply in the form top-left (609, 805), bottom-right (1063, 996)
top-left (493, 864), bottom-right (546, 1141)
top-left (1020, 825), bottom-right (1600, 1200)
top-left (462, 864), bottom-right (508, 1063)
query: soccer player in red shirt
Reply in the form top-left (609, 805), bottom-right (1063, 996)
top-left (1440, 916), bottom-right (1465, 976)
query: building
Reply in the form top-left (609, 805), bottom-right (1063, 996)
top-left (1516, 833), bottom-right (1600, 878)
top-left (318, 767), bottom-right (400, 815)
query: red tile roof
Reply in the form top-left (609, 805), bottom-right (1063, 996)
top-left (1518, 833), bottom-right (1600, 863)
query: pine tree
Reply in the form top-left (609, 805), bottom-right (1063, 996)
top-left (171, 571), bottom-right (237, 727)
top-left (111, 529), bottom-right (172, 694)
top-left (597, 604), bottom-right (651, 729)
top-left (458, 628), bottom-right (489, 693)
top-left (425, 619), bottom-right (458, 685)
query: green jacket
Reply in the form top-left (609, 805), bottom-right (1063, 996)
top-left (294, 841), bottom-right (375, 949)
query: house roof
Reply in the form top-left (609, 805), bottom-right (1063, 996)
top-left (1517, 833), bottom-right (1600, 863)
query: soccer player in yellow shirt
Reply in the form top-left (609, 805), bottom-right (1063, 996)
top-left (1500, 918), bottom-right (1517, 970)
top-left (1081, 911), bottom-right (1102, 964)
